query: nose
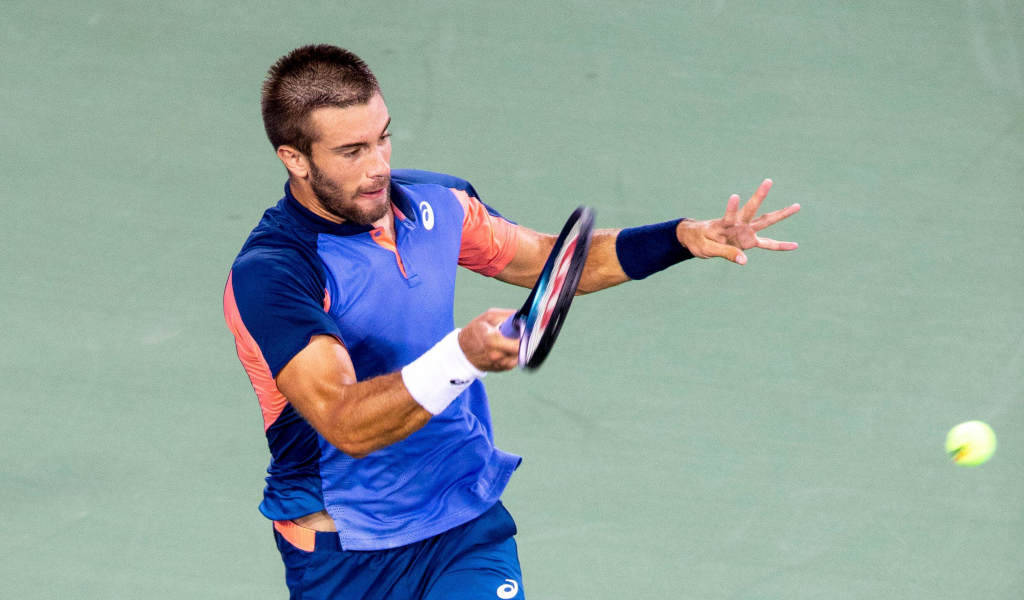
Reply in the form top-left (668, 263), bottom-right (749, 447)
top-left (367, 144), bottom-right (390, 179)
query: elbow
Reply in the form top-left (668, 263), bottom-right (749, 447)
top-left (328, 431), bottom-right (376, 459)
top-left (312, 386), bottom-right (376, 459)
top-left (341, 446), bottom-right (372, 460)
top-left (574, 262), bottom-right (621, 295)
top-left (575, 275), bottom-right (604, 295)
top-left (574, 272), bottom-right (600, 295)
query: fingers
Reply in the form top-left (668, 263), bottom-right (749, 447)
top-left (703, 239), bottom-right (747, 265)
top-left (752, 203), bottom-right (801, 232)
top-left (740, 178), bottom-right (772, 223)
top-left (460, 309), bottom-right (521, 372)
top-left (722, 194), bottom-right (740, 227)
top-left (755, 236), bottom-right (799, 251)
top-left (480, 308), bottom-right (517, 327)
top-left (708, 236), bottom-right (797, 261)
top-left (479, 309), bottom-right (521, 358)
top-left (701, 180), bottom-right (799, 261)
top-left (485, 322), bottom-right (521, 355)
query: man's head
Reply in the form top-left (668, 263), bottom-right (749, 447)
top-left (262, 45), bottom-right (392, 225)
top-left (262, 44), bottom-right (380, 156)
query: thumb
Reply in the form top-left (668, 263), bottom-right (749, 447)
top-left (483, 308), bottom-right (517, 326)
top-left (705, 240), bottom-right (747, 265)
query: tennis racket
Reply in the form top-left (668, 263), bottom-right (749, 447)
top-left (499, 205), bottom-right (595, 370)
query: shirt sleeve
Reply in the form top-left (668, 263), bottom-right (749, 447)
top-left (451, 188), bottom-right (521, 277)
top-left (224, 247), bottom-right (342, 378)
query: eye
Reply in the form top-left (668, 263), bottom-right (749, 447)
top-left (341, 148), bottom-right (361, 158)
top-left (380, 132), bottom-right (392, 143)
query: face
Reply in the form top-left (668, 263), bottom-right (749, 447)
top-left (304, 93), bottom-right (392, 225)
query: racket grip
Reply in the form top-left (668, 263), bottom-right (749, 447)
top-left (499, 314), bottom-right (521, 338)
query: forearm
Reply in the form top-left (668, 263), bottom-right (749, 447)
top-left (577, 220), bottom-right (694, 293)
top-left (286, 370), bottom-right (431, 459)
top-left (497, 219), bottom-right (694, 294)
top-left (277, 331), bottom-right (487, 459)
top-left (332, 373), bottom-right (434, 458)
top-left (576, 229), bottom-right (630, 294)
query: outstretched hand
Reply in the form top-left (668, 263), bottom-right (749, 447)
top-left (676, 179), bottom-right (800, 265)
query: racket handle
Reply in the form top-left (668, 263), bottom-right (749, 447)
top-left (499, 314), bottom-right (521, 338)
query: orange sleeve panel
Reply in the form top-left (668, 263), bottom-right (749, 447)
top-left (223, 271), bottom-right (291, 432)
top-left (451, 188), bottom-right (520, 276)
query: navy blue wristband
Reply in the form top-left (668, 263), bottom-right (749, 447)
top-left (615, 219), bottom-right (694, 280)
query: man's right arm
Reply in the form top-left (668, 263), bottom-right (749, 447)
top-left (275, 335), bottom-right (429, 459)
top-left (275, 309), bottom-right (520, 459)
top-left (227, 244), bottom-right (520, 459)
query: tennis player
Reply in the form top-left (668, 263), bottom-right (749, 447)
top-left (224, 44), bottom-right (799, 600)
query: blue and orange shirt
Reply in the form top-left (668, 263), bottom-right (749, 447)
top-left (224, 169), bottom-right (523, 550)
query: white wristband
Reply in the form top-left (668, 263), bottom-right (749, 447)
top-left (401, 329), bottom-right (486, 415)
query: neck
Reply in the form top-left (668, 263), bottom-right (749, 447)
top-left (374, 210), bottom-right (396, 239)
top-left (289, 177), bottom-right (343, 224)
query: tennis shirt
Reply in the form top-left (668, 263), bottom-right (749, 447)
top-left (224, 169), bottom-right (523, 550)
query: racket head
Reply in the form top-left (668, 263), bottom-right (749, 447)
top-left (518, 205), bottom-right (595, 369)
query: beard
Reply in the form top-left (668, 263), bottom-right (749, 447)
top-left (309, 160), bottom-right (391, 225)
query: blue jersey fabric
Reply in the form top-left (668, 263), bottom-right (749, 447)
top-left (226, 170), bottom-right (522, 550)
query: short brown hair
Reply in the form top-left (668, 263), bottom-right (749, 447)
top-left (261, 44), bottom-right (380, 155)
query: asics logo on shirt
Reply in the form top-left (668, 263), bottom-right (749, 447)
top-left (449, 377), bottom-right (473, 385)
top-left (419, 201), bottom-right (435, 230)
top-left (497, 579), bottom-right (519, 599)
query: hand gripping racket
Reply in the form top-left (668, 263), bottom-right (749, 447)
top-left (499, 206), bottom-right (595, 370)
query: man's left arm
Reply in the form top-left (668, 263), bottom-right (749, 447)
top-left (495, 179), bottom-right (801, 292)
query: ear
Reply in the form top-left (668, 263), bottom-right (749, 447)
top-left (276, 145), bottom-right (310, 179)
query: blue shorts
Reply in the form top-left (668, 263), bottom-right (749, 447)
top-left (273, 502), bottom-right (525, 599)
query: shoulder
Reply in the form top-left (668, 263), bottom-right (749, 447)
top-left (391, 169), bottom-right (514, 222)
top-left (391, 169), bottom-right (486, 225)
top-left (238, 201), bottom-right (320, 256)
top-left (391, 169), bottom-right (479, 197)
top-left (231, 206), bottom-right (326, 296)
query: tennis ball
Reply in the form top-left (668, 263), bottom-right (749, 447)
top-left (946, 421), bottom-right (996, 466)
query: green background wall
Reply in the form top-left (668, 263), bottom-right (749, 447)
top-left (3, 1), bottom-right (1021, 597)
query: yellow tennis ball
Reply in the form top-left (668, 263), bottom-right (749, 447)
top-left (946, 421), bottom-right (997, 466)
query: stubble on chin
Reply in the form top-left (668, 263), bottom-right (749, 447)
top-left (310, 166), bottom-right (390, 225)
top-left (323, 191), bottom-right (390, 226)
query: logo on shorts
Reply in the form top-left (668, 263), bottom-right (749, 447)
top-left (419, 201), bottom-right (435, 230)
top-left (496, 579), bottom-right (519, 599)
